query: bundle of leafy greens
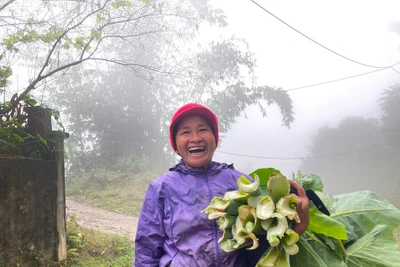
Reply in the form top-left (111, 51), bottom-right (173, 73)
top-left (203, 168), bottom-right (400, 267)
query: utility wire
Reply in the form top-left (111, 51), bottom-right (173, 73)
top-left (391, 66), bottom-right (400, 75)
top-left (215, 142), bottom-right (395, 160)
top-left (249, 0), bottom-right (400, 69)
top-left (285, 67), bottom-right (388, 92)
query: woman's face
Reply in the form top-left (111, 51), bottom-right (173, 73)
top-left (175, 115), bottom-right (216, 169)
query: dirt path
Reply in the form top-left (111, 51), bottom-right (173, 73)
top-left (66, 198), bottom-right (138, 240)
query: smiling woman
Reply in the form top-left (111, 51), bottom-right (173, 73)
top-left (174, 115), bottom-right (216, 168)
top-left (133, 103), bottom-right (310, 267)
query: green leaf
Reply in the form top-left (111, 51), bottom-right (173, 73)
top-left (96, 13), bottom-right (106, 22)
top-left (298, 173), bottom-right (323, 192)
top-left (237, 175), bottom-right (261, 196)
top-left (73, 36), bottom-right (86, 50)
top-left (218, 227), bottom-right (233, 243)
top-left (276, 249), bottom-right (289, 267)
top-left (266, 213), bottom-right (288, 246)
top-left (220, 238), bottom-right (238, 252)
top-left (291, 190), bottom-right (400, 267)
top-left (256, 246), bottom-right (280, 267)
top-left (236, 205), bottom-right (256, 228)
top-left (331, 190), bottom-right (400, 242)
top-left (223, 190), bottom-right (250, 204)
top-left (394, 226), bottom-right (400, 250)
top-left (249, 168), bottom-right (281, 186)
top-left (111, 0), bottom-right (132, 8)
top-left (282, 229), bottom-right (299, 255)
top-left (23, 94), bottom-right (37, 107)
top-left (347, 225), bottom-right (400, 267)
top-left (276, 195), bottom-right (299, 223)
top-left (291, 236), bottom-right (347, 267)
top-left (267, 174), bottom-right (290, 203)
top-left (217, 214), bottom-right (236, 230)
top-left (22, 31), bottom-right (40, 43)
top-left (11, 133), bottom-right (24, 142)
top-left (37, 135), bottom-right (49, 147)
top-left (255, 195), bottom-right (275, 220)
top-left (90, 28), bottom-right (102, 40)
top-left (10, 120), bottom-right (23, 128)
top-left (307, 207), bottom-right (348, 240)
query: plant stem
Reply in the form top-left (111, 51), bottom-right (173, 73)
top-left (338, 240), bottom-right (347, 263)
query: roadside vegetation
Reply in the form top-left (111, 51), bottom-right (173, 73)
top-left (66, 168), bottom-right (159, 216)
top-left (52, 215), bottom-right (134, 267)
top-left (64, 157), bottom-right (167, 265)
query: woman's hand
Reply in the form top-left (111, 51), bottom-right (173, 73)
top-left (289, 180), bottom-right (310, 235)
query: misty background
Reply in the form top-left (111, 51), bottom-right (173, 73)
top-left (1, 0), bottom-right (399, 206)
top-left (211, 1), bottom-right (400, 203)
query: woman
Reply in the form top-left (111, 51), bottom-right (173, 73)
top-left (134, 103), bottom-right (309, 267)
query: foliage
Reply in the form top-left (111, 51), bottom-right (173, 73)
top-left (379, 84), bottom-right (400, 144)
top-left (0, 0), bottom-right (228, 114)
top-left (0, 58), bottom-right (12, 90)
top-left (57, 214), bottom-right (134, 267)
top-left (203, 171), bottom-right (310, 266)
top-left (66, 169), bottom-right (158, 216)
top-left (300, 115), bottom-right (400, 207)
top-left (50, 67), bottom-right (174, 173)
top-left (0, 94), bottom-right (56, 159)
top-left (66, 215), bottom-right (84, 262)
top-left (113, 155), bottom-right (159, 174)
top-left (1, 0), bottom-right (295, 177)
top-left (29, 249), bottom-right (44, 264)
top-left (293, 173), bottom-right (400, 267)
top-left (50, 61), bottom-right (294, 176)
top-left (203, 167), bottom-right (400, 266)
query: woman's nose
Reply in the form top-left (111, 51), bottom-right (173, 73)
top-left (190, 132), bottom-right (202, 142)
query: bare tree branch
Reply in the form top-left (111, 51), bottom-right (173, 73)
top-left (0, 0), bottom-right (218, 115)
top-left (37, 1), bottom-right (108, 80)
top-left (0, 0), bottom-right (16, 13)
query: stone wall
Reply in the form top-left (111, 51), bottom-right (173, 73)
top-left (0, 158), bottom-right (60, 266)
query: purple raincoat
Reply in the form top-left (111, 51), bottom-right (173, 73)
top-left (134, 160), bottom-right (250, 267)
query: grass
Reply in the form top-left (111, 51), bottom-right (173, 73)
top-left (66, 169), bottom-right (158, 216)
top-left (51, 215), bottom-right (134, 267)
top-left (63, 168), bottom-right (163, 265)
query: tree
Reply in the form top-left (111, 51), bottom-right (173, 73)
top-left (49, 52), bottom-right (294, 174)
top-left (1, 0), bottom-right (295, 175)
top-left (0, 0), bottom-right (227, 113)
top-left (300, 116), bottom-right (399, 206)
top-left (379, 84), bottom-right (400, 145)
top-left (50, 65), bottom-right (170, 173)
top-left (378, 84), bottom-right (400, 206)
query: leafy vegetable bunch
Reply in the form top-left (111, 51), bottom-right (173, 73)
top-left (203, 169), bottom-right (300, 266)
top-left (203, 168), bottom-right (400, 267)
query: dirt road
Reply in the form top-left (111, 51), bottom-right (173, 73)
top-left (66, 198), bottom-right (138, 240)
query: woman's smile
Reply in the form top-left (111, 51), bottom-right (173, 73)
top-left (175, 115), bottom-right (216, 168)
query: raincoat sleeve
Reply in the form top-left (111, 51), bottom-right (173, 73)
top-left (134, 182), bottom-right (166, 266)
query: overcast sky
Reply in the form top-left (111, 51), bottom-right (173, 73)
top-left (208, 1), bottom-right (400, 177)
top-left (3, 1), bottom-right (399, 194)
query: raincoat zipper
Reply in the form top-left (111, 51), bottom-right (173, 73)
top-left (204, 169), bottom-right (221, 267)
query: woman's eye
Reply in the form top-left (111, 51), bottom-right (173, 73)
top-left (181, 131), bottom-right (190, 135)
top-left (200, 128), bottom-right (209, 132)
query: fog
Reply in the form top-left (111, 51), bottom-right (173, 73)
top-left (209, 1), bottom-right (400, 203)
top-left (1, 0), bottom-right (399, 207)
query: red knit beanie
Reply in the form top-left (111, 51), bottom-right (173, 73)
top-left (169, 103), bottom-right (219, 151)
